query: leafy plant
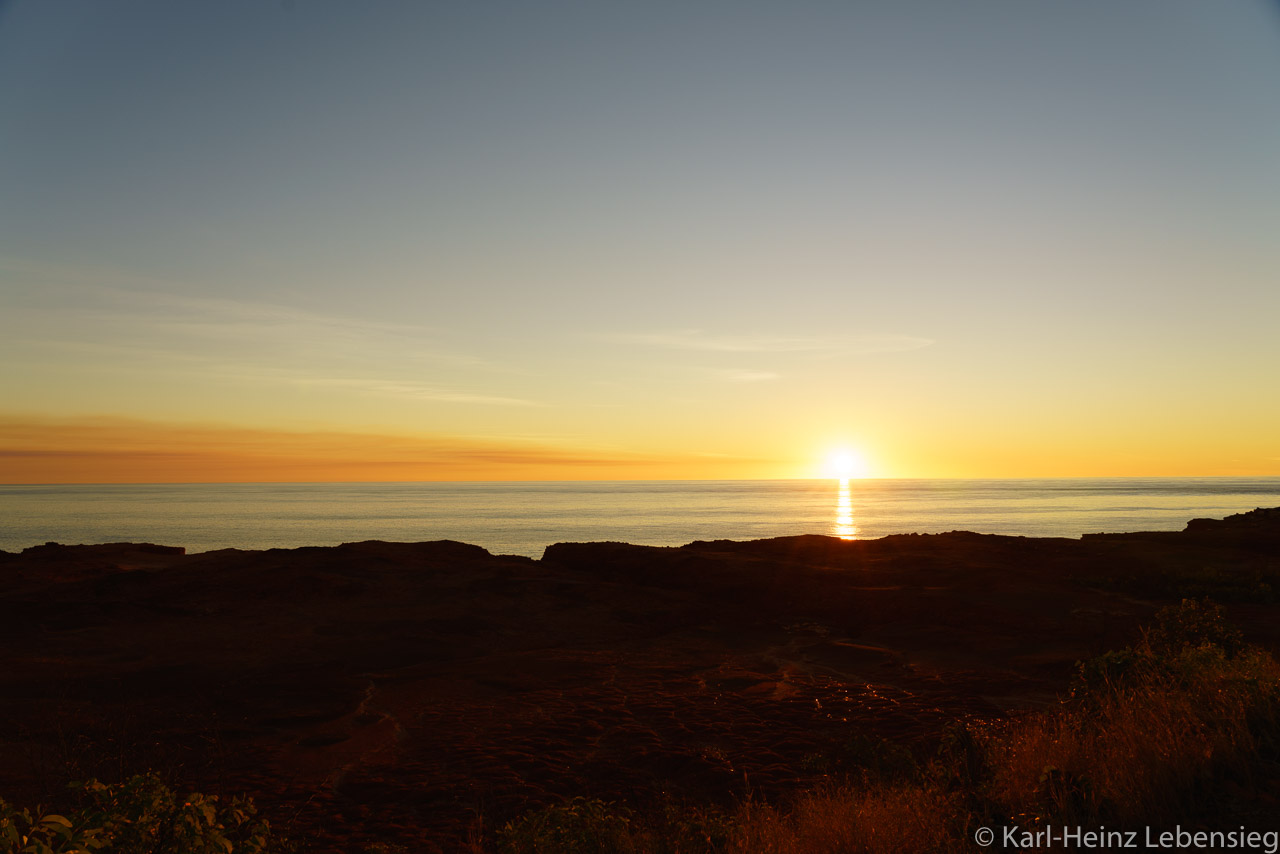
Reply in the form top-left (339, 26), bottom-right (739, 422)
top-left (1145, 598), bottom-right (1245, 659)
top-left (1070, 646), bottom-right (1156, 701)
top-left (1, 774), bottom-right (289, 854)
top-left (0, 802), bottom-right (103, 854)
top-left (1071, 598), bottom-right (1247, 702)
top-left (496, 797), bottom-right (636, 854)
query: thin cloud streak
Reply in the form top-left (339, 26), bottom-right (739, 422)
top-left (0, 260), bottom-right (495, 372)
top-left (72, 286), bottom-right (491, 368)
top-left (610, 329), bottom-right (934, 355)
top-left (0, 257), bottom-right (462, 352)
top-left (1, 275), bottom-right (542, 408)
top-left (291, 377), bottom-right (543, 407)
top-left (712, 369), bottom-right (780, 383)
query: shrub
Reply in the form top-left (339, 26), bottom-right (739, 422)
top-left (1, 774), bottom-right (288, 854)
top-left (1071, 598), bottom-right (1249, 703)
top-left (1146, 598), bottom-right (1245, 659)
top-left (645, 801), bottom-right (733, 854)
top-left (1070, 646), bottom-right (1154, 701)
top-left (496, 797), bottom-right (637, 854)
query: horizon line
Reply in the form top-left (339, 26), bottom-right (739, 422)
top-left (5, 474), bottom-right (1280, 487)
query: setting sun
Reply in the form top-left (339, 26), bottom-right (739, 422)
top-left (823, 448), bottom-right (870, 480)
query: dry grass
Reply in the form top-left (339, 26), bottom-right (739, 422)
top-left (983, 644), bottom-right (1280, 829)
top-left (727, 782), bottom-right (965, 854)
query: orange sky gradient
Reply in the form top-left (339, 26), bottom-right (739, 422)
top-left (1, 414), bottom-right (1275, 483)
top-left (0, 415), bottom-right (785, 483)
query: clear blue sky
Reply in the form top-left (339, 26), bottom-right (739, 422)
top-left (2, 0), bottom-right (1279, 480)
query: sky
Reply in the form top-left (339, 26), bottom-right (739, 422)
top-left (2, 0), bottom-right (1279, 481)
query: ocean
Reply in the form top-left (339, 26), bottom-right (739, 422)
top-left (2, 478), bottom-right (1279, 559)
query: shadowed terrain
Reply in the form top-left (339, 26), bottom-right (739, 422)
top-left (2, 509), bottom-right (1278, 851)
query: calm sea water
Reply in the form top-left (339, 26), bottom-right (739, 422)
top-left (2, 479), bottom-right (1279, 559)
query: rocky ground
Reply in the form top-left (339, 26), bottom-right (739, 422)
top-left (2, 509), bottom-right (1278, 851)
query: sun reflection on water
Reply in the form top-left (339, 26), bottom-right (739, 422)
top-left (834, 477), bottom-right (858, 540)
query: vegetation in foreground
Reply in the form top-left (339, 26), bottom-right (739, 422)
top-left (494, 598), bottom-right (1280, 853)
top-left (5, 599), bottom-right (1278, 853)
top-left (0, 773), bottom-right (287, 854)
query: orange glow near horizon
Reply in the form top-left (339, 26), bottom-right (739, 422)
top-left (2, 414), bottom-right (1279, 484)
top-left (0, 415), bottom-right (786, 483)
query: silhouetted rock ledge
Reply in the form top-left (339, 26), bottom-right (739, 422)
top-left (2, 510), bottom-right (1278, 852)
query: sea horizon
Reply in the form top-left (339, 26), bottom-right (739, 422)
top-left (5, 476), bottom-right (1279, 559)
top-left (8, 474), bottom-right (1280, 485)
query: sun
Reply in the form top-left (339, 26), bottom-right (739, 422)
top-left (823, 448), bottom-right (869, 480)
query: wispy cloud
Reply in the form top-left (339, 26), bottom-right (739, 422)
top-left (90, 287), bottom-right (490, 367)
top-left (711, 369), bottom-right (780, 383)
top-left (0, 268), bottom-right (539, 407)
top-left (289, 377), bottom-right (542, 407)
top-left (609, 329), bottom-right (933, 355)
